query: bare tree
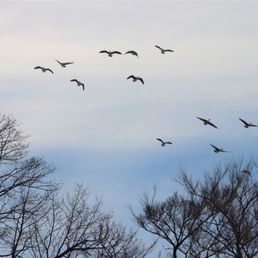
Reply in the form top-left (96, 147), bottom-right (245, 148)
top-left (27, 184), bottom-right (151, 258)
top-left (179, 159), bottom-right (258, 258)
top-left (0, 114), bottom-right (150, 258)
top-left (132, 187), bottom-right (208, 258)
top-left (133, 160), bottom-right (258, 258)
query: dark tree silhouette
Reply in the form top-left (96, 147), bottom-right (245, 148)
top-left (133, 160), bottom-right (258, 258)
top-left (0, 114), bottom-right (150, 258)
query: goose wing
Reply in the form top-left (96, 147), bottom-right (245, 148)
top-left (99, 50), bottom-right (109, 54)
top-left (62, 61), bottom-right (74, 66)
top-left (239, 118), bottom-right (249, 126)
top-left (127, 75), bottom-right (135, 80)
top-left (45, 68), bottom-right (54, 73)
top-left (206, 120), bottom-right (218, 128)
top-left (164, 49), bottom-right (174, 52)
top-left (70, 79), bottom-right (79, 83)
top-left (125, 50), bottom-right (138, 57)
top-left (34, 66), bottom-right (43, 70)
top-left (166, 141), bottom-right (172, 144)
top-left (155, 45), bottom-right (163, 51)
top-left (156, 138), bottom-right (164, 144)
top-left (138, 77), bottom-right (144, 84)
top-left (196, 117), bottom-right (207, 123)
top-left (210, 144), bottom-right (219, 151)
top-left (111, 51), bottom-right (122, 55)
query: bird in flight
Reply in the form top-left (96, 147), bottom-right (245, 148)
top-left (155, 45), bottom-right (174, 54)
top-left (196, 117), bottom-right (218, 129)
top-left (34, 66), bottom-right (54, 74)
top-left (210, 144), bottom-right (228, 153)
top-left (124, 50), bottom-right (138, 58)
top-left (99, 50), bottom-right (122, 57)
top-left (55, 59), bottom-right (74, 68)
top-left (156, 138), bottom-right (172, 147)
top-left (239, 118), bottom-right (258, 128)
top-left (127, 75), bottom-right (144, 84)
top-left (70, 79), bottom-right (85, 91)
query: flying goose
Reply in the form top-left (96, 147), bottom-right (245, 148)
top-left (239, 118), bottom-right (258, 128)
top-left (210, 144), bottom-right (228, 153)
top-left (34, 66), bottom-right (54, 74)
top-left (99, 50), bottom-right (122, 57)
top-left (70, 79), bottom-right (85, 91)
top-left (156, 138), bottom-right (172, 147)
top-left (197, 117), bottom-right (218, 129)
top-left (127, 75), bottom-right (144, 84)
top-left (55, 59), bottom-right (74, 68)
top-left (124, 50), bottom-right (138, 58)
top-left (155, 45), bottom-right (174, 54)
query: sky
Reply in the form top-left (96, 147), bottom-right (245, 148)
top-left (1, 0), bottom-right (258, 255)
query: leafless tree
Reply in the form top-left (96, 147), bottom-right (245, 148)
top-left (0, 114), bottom-right (150, 258)
top-left (28, 184), bottom-right (151, 258)
top-left (179, 159), bottom-right (258, 258)
top-left (132, 187), bottom-right (209, 258)
top-left (133, 160), bottom-right (258, 258)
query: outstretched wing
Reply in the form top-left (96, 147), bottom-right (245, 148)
top-left (34, 66), bottom-right (43, 70)
top-left (166, 141), bottom-right (172, 145)
top-left (111, 51), bottom-right (122, 55)
top-left (127, 75), bottom-right (135, 80)
top-left (210, 144), bottom-right (219, 151)
top-left (46, 68), bottom-right (54, 74)
top-left (239, 118), bottom-right (249, 126)
top-left (156, 138), bottom-right (164, 144)
top-left (125, 50), bottom-right (138, 57)
top-left (196, 117), bottom-right (206, 123)
top-left (70, 79), bottom-right (78, 83)
top-left (138, 77), bottom-right (144, 84)
top-left (155, 45), bottom-right (163, 51)
top-left (164, 49), bottom-right (174, 53)
top-left (207, 120), bottom-right (218, 129)
top-left (99, 50), bottom-right (109, 54)
top-left (62, 61), bottom-right (74, 66)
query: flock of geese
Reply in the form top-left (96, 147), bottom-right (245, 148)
top-left (34, 45), bottom-right (258, 154)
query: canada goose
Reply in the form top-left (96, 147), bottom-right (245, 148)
top-left (124, 50), bottom-right (138, 58)
top-left (70, 79), bottom-right (85, 91)
top-left (156, 138), bottom-right (172, 147)
top-left (155, 45), bottom-right (174, 54)
top-left (239, 118), bottom-right (258, 128)
top-left (55, 59), bottom-right (74, 68)
top-left (210, 144), bottom-right (228, 153)
top-left (127, 75), bottom-right (144, 84)
top-left (99, 50), bottom-right (122, 57)
top-left (34, 66), bottom-right (54, 74)
top-left (197, 117), bottom-right (218, 129)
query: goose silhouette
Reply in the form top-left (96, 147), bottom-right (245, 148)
top-left (124, 50), bottom-right (138, 58)
top-left (156, 138), bottom-right (172, 147)
top-left (34, 66), bottom-right (54, 74)
top-left (239, 118), bottom-right (258, 128)
top-left (155, 45), bottom-right (174, 54)
top-left (55, 59), bottom-right (74, 68)
top-left (127, 75), bottom-right (144, 84)
top-left (99, 50), bottom-right (122, 57)
top-left (210, 144), bottom-right (228, 153)
top-left (70, 79), bottom-right (85, 91)
top-left (197, 117), bottom-right (218, 129)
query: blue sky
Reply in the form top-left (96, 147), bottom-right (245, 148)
top-left (1, 0), bottom-right (258, 255)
